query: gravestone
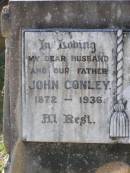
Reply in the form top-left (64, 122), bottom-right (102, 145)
top-left (1, 1), bottom-right (130, 173)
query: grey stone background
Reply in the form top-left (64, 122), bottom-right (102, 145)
top-left (2, 1), bottom-right (130, 173)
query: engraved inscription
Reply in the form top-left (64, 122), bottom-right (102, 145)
top-left (22, 30), bottom-right (127, 143)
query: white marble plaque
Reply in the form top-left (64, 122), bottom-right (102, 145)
top-left (22, 29), bottom-right (130, 143)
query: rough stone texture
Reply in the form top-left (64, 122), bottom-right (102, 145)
top-left (2, 1), bottom-right (130, 173)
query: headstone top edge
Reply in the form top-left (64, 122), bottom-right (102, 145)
top-left (9, 0), bottom-right (130, 2)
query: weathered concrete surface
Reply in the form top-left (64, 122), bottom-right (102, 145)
top-left (2, 1), bottom-right (130, 173)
